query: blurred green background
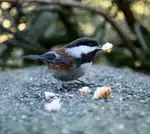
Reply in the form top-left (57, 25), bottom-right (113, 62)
top-left (0, 0), bottom-right (150, 73)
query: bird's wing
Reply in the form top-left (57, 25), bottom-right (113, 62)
top-left (52, 55), bottom-right (75, 65)
top-left (41, 51), bottom-right (75, 65)
top-left (42, 51), bottom-right (58, 62)
top-left (23, 51), bottom-right (57, 62)
top-left (23, 51), bottom-right (76, 65)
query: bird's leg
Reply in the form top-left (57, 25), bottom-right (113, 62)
top-left (76, 79), bottom-right (86, 85)
top-left (57, 80), bottom-right (63, 90)
top-left (76, 79), bottom-right (95, 86)
top-left (84, 63), bottom-right (94, 84)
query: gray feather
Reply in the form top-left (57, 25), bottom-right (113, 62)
top-left (23, 55), bottom-right (46, 61)
top-left (23, 51), bottom-right (57, 62)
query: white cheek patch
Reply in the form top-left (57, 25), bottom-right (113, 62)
top-left (65, 46), bottom-right (98, 58)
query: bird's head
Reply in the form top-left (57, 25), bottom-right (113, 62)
top-left (65, 37), bottom-right (101, 58)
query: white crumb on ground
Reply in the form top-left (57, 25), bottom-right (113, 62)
top-left (44, 91), bottom-right (56, 99)
top-left (79, 86), bottom-right (91, 94)
top-left (44, 99), bottom-right (61, 112)
top-left (93, 86), bottom-right (112, 99)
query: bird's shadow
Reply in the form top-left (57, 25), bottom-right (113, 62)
top-left (60, 82), bottom-right (95, 91)
top-left (21, 80), bottom-right (96, 95)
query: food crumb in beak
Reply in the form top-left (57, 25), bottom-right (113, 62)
top-left (102, 42), bottom-right (113, 53)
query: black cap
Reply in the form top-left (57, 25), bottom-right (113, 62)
top-left (66, 37), bottom-right (99, 48)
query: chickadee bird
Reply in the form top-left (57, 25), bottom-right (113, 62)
top-left (23, 37), bottom-right (113, 89)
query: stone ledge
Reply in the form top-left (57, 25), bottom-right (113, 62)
top-left (0, 65), bottom-right (150, 134)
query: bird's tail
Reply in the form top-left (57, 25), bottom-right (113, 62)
top-left (23, 55), bottom-right (46, 62)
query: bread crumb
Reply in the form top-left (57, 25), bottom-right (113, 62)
top-left (44, 91), bottom-right (56, 99)
top-left (102, 42), bottom-right (113, 53)
top-left (93, 86), bottom-right (111, 99)
top-left (79, 86), bottom-right (91, 94)
top-left (44, 99), bottom-right (61, 112)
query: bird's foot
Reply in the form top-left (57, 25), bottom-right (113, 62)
top-left (56, 80), bottom-right (72, 91)
top-left (56, 79), bottom-right (95, 91)
top-left (76, 79), bottom-right (95, 86)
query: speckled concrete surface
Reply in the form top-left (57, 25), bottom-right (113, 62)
top-left (0, 65), bottom-right (150, 134)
